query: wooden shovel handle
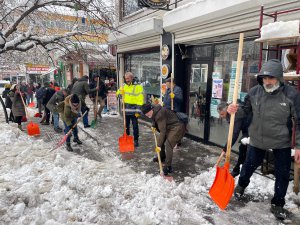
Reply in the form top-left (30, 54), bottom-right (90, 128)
top-left (94, 77), bottom-right (100, 119)
top-left (225, 33), bottom-right (244, 164)
top-left (152, 128), bottom-right (163, 174)
top-left (18, 86), bottom-right (30, 121)
top-left (171, 73), bottom-right (174, 111)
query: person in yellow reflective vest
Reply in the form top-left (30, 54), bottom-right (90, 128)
top-left (116, 72), bottom-right (144, 147)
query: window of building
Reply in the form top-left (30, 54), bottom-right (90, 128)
top-left (209, 39), bottom-right (264, 147)
top-left (121, 0), bottom-right (142, 18)
top-left (124, 52), bottom-right (160, 99)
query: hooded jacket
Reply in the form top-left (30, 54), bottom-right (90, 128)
top-left (151, 105), bottom-right (185, 148)
top-left (244, 59), bottom-right (300, 149)
top-left (57, 95), bottom-right (81, 126)
top-left (46, 90), bottom-right (66, 113)
top-left (72, 76), bottom-right (97, 106)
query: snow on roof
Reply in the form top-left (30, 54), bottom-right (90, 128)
top-left (260, 20), bottom-right (300, 39)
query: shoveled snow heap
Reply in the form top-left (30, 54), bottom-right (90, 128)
top-left (0, 122), bottom-right (299, 224)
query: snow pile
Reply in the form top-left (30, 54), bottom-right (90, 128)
top-left (261, 20), bottom-right (300, 39)
top-left (0, 118), bottom-right (299, 224)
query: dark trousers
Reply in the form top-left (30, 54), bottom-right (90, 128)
top-left (81, 104), bottom-right (89, 127)
top-left (233, 144), bottom-right (247, 170)
top-left (238, 145), bottom-right (291, 207)
top-left (15, 116), bottom-right (22, 125)
top-left (63, 120), bottom-right (78, 144)
top-left (44, 105), bottom-right (50, 123)
top-left (125, 115), bottom-right (139, 141)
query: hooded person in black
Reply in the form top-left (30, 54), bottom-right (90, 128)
top-left (227, 59), bottom-right (300, 220)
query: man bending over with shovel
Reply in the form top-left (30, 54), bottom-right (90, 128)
top-left (141, 103), bottom-right (185, 175)
top-left (227, 59), bottom-right (300, 220)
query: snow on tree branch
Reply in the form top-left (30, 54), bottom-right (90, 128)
top-left (0, 0), bottom-right (116, 55)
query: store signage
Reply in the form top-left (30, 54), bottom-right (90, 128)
top-left (139, 0), bottom-right (169, 9)
top-left (161, 64), bottom-right (170, 78)
top-left (161, 44), bottom-right (170, 60)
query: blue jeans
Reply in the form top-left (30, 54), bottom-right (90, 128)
top-left (63, 120), bottom-right (78, 144)
top-left (81, 105), bottom-right (89, 126)
top-left (125, 115), bottom-right (139, 141)
top-left (53, 112), bottom-right (60, 129)
top-left (238, 145), bottom-right (291, 207)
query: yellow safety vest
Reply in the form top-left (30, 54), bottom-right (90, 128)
top-left (116, 83), bottom-right (144, 106)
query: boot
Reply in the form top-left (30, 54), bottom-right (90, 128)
top-left (163, 166), bottom-right (173, 176)
top-left (73, 138), bottom-right (83, 145)
top-left (134, 140), bottom-right (139, 147)
top-left (270, 204), bottom-right (286, 220)
top-left (234, 185), bottom-right (245, 200)
top-left (66, 143), bottom-right (73, 152)
top-left (18, 125), bottom-right (24, 131)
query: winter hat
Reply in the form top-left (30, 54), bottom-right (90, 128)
top-left (10, 84), bottom-right (17, 91)
top-left (71, 94), bottom-right (80, 104)
top-left (141, 103), bottom-right (154, 114)
top-left (257, 59), bottom-right (283, 84)
top-left (4, 83), bottom-right (11, 89)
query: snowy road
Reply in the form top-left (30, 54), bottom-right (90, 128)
top-left (0, 106), bottom-right (300, 224)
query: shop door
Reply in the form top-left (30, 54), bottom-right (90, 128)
top-left (187, 62), bottom-right (213, 142)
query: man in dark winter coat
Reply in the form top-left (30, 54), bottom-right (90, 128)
top-left (89, 75), bottom-right (107, 118)
top-left (227, 59), bottom-right (300, 220)
top-left (163, 78), bottom-right (183, 112)
top-left (41, 82), bottom-right (56, 125)
top-left (218, 101), bottom-right (251, 177)
top-left (141, 103), bottom-right (186, 175)
top-left (2, 84), bottom-right (13, 121)
top-left (72, 75), bottom-right (98, 128)
top-left (46, 89), bottom-right (68, 132)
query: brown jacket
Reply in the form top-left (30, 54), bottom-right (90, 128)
top-left (10, 91), bottom-right (25, 117)
top-left (57, 95), bottom-right (81, 126)
top-left (151, 105), bottom-right (185, 148)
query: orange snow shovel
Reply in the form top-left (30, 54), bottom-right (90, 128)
top-left (152, 127), bottom-right (173, 181)
top-left (19, 88), bottom-right (40, 136)
top-left (119, 87), bottom-right (134, 153)
top-left (209, 33), bottom-right (244, 210)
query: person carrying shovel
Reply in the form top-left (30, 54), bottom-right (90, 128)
top-left (57, 94), bottom-right (83, 152)
top-left (116, 72), bottom-right (144, 147)
top-left (227, 59), bottom-right (300, 220)
top-left (141, 102), bottom-right (185, 175)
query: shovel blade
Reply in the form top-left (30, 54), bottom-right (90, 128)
top-left (209, 162), bottom-right (235, 210)
top-left (27, 122), bottom-right (40, 136)
top-left (119, 133), bottom-right (134, 153)
top-left (28, 102), bottom-right (35, 108)
top-left (91, 119), bottom-right (97, 128)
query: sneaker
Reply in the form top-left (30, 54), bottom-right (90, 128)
top-left (73, 138), bottom-right (83, 145)
top-left (84, 124), bottom-right (91, 128)
top-left (271, 204), bottom-right (286, 220)
top-left (234, 185), bottom-right (245, 200)
top-left (231, 166), bottom-right (240, 178)
top-left (134, 140), bottom-right (139, 147)
top-left (66, 143), bottom-right (73, 152)
top-left (153, 156), bottom-right (166, 163)
top-left (163, 166), bottom-right (173, 176)
top-left (54, 127), bottom-right (63, 133)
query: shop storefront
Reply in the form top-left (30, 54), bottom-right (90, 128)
top-left (109, 0), bottom-right (300, 148)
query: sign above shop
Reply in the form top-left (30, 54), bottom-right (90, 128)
top-left (138, 0), bottom-right (170, 10)
top-left (161, 44), bottom-right (170, 60)
top-left (161, 64), bottom-right (170, 79)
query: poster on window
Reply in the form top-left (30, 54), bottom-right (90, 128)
top-left (227, 61), bottom-right (244, 103)
top-left (212, 79), bottom-right (223, 99)
top-left (210, 99), bottom-right (221, 118)
top-left (107, 91), bottom-right (118, 114)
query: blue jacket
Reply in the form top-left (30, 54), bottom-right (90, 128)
top-left (163, 85), bottom-right (183, 112)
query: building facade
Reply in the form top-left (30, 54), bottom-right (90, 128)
top-left (109, 0), bottom-right (300, 147)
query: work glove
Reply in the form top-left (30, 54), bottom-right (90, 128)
top-left (151, 127), bottom-right (156, 132)
top-left (119, 87), bottom-right (125, 96)
top-left (170, 93), bottom-right (175, 99)
top-left (135, 113), bottom-right (140, 118)
top-left (241, 137), bottom-right (250, 145)
top-left (155, 147), bottom-right (161, 153)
